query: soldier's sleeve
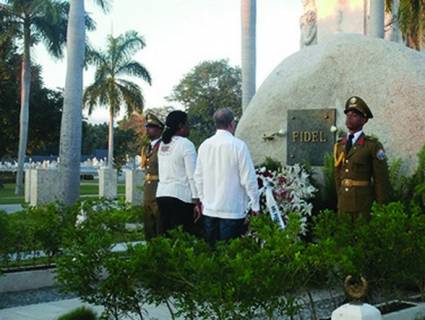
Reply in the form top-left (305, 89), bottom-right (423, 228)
top-left (140, 145), bottom-right (147, 172)
top-left (372, 141), bottom-right (392, 204)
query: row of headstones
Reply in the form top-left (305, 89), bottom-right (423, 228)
top-left (25, 168), bottom-right (144, 206)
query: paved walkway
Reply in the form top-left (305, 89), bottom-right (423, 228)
top-left (0, 298), bottom-right (177, 320)
top-left (0, 204), bottom-right (23, 214)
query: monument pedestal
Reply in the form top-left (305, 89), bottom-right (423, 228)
top-left (98, 167), bottom-right (117, 200)
top-left (125, 169), bottom-right (144, 206)
top-left (30, 169), bottom-right (59, 206)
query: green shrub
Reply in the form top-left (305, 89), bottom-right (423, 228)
top-left (389, 144), bottom-right (425, 211)
top-left (313, 203), bottom-right (425, 302)
top-left (57, 306), bottom-right (97, 320)
top-left (56, 202), bottom-right (147, 320)
top-left (134, 214), bottom-right (322, 320)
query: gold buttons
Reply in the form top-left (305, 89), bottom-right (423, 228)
top-left (345, 169), bottom-right (349, 173)
top-left (345, 160), bottom-right (349, 163)
top-left (345, 188), bottom-right (349, 192)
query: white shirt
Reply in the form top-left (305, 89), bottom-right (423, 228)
top-left (347, 130), bottom-right (363, 145)
top-left (150, 138), bottom-right (160, 148)
top-left (156, 136), bottom-right (197, 203)
top-left (194, 130), bottom-right (260, 219)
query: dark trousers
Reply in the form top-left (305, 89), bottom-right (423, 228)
top-left (143, 198), bottom-right (162, 240)
top-left (203, 215), bottom-right (246, 245)
top-left (157, 197), bottom-right (195, 235)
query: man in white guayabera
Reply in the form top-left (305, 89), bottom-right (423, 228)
top-left (194, 108), bottom-right (260, 245)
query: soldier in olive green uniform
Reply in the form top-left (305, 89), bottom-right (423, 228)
top-left (141, 113), bottom-right (164, 240)
top-left (334, 96), bottom-right (392, 218)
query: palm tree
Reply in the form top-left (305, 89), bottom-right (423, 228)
top-left (241, 0), bottom-right (256, 112)
top-left (58, 0), bottom-right (109, 205)
top-left (386, 0), bottom-right (425, 50)
top-left (370, 0), bottom-right (385, 38)
top-left (84, 30), bottom-right (151, 169)
top-left (0, 0), bottom-right (68, 195)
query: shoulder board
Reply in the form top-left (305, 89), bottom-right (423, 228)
top-left (364, 135), bottom-right (378, 142)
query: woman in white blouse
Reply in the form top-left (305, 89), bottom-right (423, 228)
top-left (156, 110), bottom-right (199, 234)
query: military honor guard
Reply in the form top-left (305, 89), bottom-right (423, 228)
top-left (140, 113), bottom-right (164, 239)
top-left (334, 96), bottom-right (392, 218)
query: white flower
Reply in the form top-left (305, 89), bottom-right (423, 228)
top-left (256, 163), bottom-right (316, 235)
top-left (75, 212), bottom-right (87, 227)
top-left (330, 125), bottom-right (338, 133)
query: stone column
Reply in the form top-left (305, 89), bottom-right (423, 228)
top-left (24, 169), bottom-right (32, 203)
top-left (98, 167), bottom-right (117, 200)
top-left (241, 0), bottom-right (256, 111)
top-left (369, 0), bottom-right (385, 38)
top-left (30, 168), bottom-right (59, 206)
top-left (125, 169), bottom-right (144, 206)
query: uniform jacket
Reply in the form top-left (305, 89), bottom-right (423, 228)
top-left (141, 140), bottom-right (161, 201)
top-left (334, 133), bottom-right (391, 215)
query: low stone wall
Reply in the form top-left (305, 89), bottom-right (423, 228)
top-left (0, 268), bottom-right (56, 293)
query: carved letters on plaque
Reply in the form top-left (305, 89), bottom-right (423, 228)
top-left (291, 130), bottom-right (326, 143)
top-left (287, 109), bottom-right (336, 166)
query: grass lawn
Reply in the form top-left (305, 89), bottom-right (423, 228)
top-left (0, 183), bottom-right (25, 204)
top-left (0, 181), bottom-right (126, 205)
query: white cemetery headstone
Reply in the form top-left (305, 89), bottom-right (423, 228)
top-left (25, 169), bottom-right (32, 203)
top-left (125, 169), bottom-right (144, 206)
top-left (30, 168), bottom-right (59, 206)
top-left (98, 167), bottom-right (117, 200)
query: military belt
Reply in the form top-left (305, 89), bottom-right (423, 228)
top-left (145, 174), bottom-right (159, 182)
top-left (341, 179), bottom-right (369, 187)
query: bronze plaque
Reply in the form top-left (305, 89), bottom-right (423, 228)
top-left (287, 109), bottom-right (336, 166)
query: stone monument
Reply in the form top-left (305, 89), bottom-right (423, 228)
top-left (300, 0), bottom-right (318, 48)
top-left (236, 34), bottom-right (425, 174)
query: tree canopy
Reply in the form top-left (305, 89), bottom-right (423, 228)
top-left (386, 0), bottom-right (425, 50)
top-left (167, 59), bottom-right (242, 147)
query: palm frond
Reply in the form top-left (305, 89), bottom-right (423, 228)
top-left (111, 31), bottom-right (146, 68)
top-left (116, 61), bottom-right (151, 85)
top-left (84, 8), bottom-right (97, 31)
top-left (31, 1), bottom-right (68, 58)
top-left (83, 79), bottom-right (109, 113)
top-left (116, 79), bottom-right (145, 114)
top-left (85, 29), bottom-right (150, 121)
top-left (86, 46), bottom-right (107, 67)
top-left (92, 0), bottom-right (111, 13)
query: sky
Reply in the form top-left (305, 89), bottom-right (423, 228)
top-left (34, 0), bottom-right (303, 124)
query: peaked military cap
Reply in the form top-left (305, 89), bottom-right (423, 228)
top-left (145, 113), bottom-right (164, 129)
top-left (344, 96), bottom-right (374, 119)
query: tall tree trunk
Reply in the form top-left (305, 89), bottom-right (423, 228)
top-left (15, 20), bottom-right (31, 195)
top-left (58, 0), bottom-right (85, 205)
top-left (369, 0), bottom-right (385, 38)
top-left (241, 0), bottom-right (256, 112)
top-left (108, 107), bottom-right (114, 168)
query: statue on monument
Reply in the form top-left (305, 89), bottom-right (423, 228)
top-left (300, 0), bottom-right (318, 48)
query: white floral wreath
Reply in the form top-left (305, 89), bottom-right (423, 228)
top-left (256, 163), bottom-right (317, 235)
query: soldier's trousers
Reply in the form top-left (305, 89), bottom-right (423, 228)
top-left (144, 198), bottom-right (162, 240)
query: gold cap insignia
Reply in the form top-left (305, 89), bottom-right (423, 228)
top-left (350, 97), bottom-right (357, 105)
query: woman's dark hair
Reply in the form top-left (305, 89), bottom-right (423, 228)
top-left (162, 110), bottom-right (188, 144)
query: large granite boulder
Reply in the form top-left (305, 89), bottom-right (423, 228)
top-left (236, 33), bottom-right (425, 173)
